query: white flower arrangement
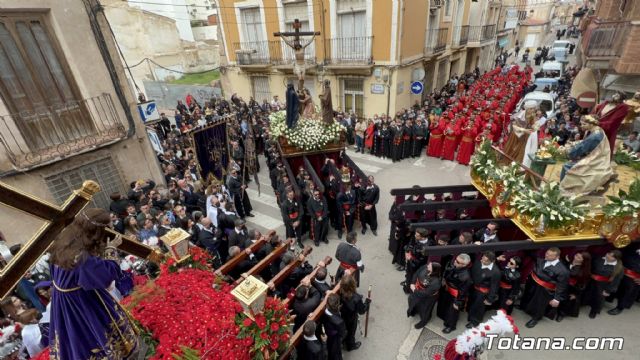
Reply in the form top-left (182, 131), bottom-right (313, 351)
top-left (470, 139), bottom-right (498, 180)
top-left (268, 110), bottom-right (345, 151)
top-left (494, 162), bottom-right (526, 203)
top-left (512, 181), bottom-right (588, 229)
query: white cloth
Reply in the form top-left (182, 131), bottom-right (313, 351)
top-left (206, 196), bottom-right (219, 227)
top-left (603, 257), bottom-right (618, 266)
top-left (481, 263), bottom-right (494, 271)
top-left (523, 117), bottom-right (547, 167)
top-left (544, 259), bottom-right (560, 268)
top-left (21, 324), bottom-right (43, 358)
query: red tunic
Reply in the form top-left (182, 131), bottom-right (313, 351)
top-left (427, 118), bottom-right (445, 157)
top-left (364, 123), bottom-right (375, 149)
top-left (594, 101), bottom-right (630, 154)
top-left (441, 122), bottom-right (461, 161)
top-left (456, 126), bottom-right (478, 165)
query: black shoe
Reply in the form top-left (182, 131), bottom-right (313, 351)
top-left (361, 228), bottom-right (366, 235)
top-left (323, 239), bottom-right (329, 244)
top-left (314, 242), bottom-right (319, 247)
top-left (415, 321), bottom-right (427, 329)
top-left (396, 266), bottom-right (406, 272)
top-left (442, 327), bottom-right (455, 334)
top-left (347, 342), bottom-right (361, 351)
top-left (555, 315), bottom-right (564, 322)
top-left (400, 281), bottom-right (407, 287)
top-left (246, 213), bottom-right (255, 217)
top-left (589, 310), bottom-right (598, 319)
top-left (338, 231), bottom-right (343, 239)
top-left (465, 322), bottom-right (477, 329)
top-left (372, 230), bottom-right (377, 236)
top-left (525, 319), bottom-right (538, 328)
top-left (608, 308), bottom-right (623, 315)
top-left (407, 310), bottom-right (413, 317)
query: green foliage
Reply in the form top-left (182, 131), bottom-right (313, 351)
top-left (513, 182), bottom-right (588, 229)
top-left (603, 178), bottom-right (640, 217)
top-left (470, 139), bottom-right (498, 180)
top-left (172, 346), bottom-right (201, 360)
top-left (614, 148), bottom-right (640, 171)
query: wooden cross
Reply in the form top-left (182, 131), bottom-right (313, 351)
top-left (0, 180), bottom-right (161, 299)
top-left (274, 19), bottom-right (320, 90)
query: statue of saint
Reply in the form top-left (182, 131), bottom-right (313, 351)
top-left (560, 115), bottom-right (615, 196)
top-left (285, 83), bottom-right (300, 128)
top-left (299, 88), bottom-right (315, 118)
top-left (621, 91), bottom-right (640, 135)
top-left (320, 80), bottom-right (334, 125)
top-left (593, 93), bottom-right (630, 155)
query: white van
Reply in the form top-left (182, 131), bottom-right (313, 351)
top-left (541, 61), bottom-right (565, 78)
top-left (552, 40), bottom-right (573, 62)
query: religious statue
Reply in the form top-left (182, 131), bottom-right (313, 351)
top-left (593, 92), bottom-right (630, 155)
top-left (48, 208), bottom-right (137, 359)
top-left (320, 79), bottom-right (335, 124)
top-left (274, 19), bottom-right (320, 91)
top-left (621, 91), bottom-right (640, 135)
top-left (285, 83), bottom-right (300, 128)
top-left (501, 100), bottom-right (537, 165)
top-left (560, 115), bottom-right (615, 196)
top-left (299, 88), bottom-right (315, 118)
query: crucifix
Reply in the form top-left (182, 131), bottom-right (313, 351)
top-left (274, 19), bottom-right (320, 91)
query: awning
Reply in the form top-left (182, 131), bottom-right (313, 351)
top-left (601, 74), bottom-right (640, 96)
top-left (570, 68), bottom-right (598, 108)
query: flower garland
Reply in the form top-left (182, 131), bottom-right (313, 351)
top-left (512, 181), bottom-right (587, 229)
top-left (235, 297), bottom-right (292, 360)
top-left (614, 147), bottom-right (640, 171)
top-left (470, 139), bottom-right (498, 180)
top-left (450, 310), bottom-right (519, 359)
top-left (269, 110), bottom-right (345, 151)
top-left (494, 162), bottom-right (526, 203)
top-left (602, 178), bottom-right (640, 218)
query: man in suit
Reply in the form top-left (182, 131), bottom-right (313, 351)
top-left (357, 175), bottom-right (380, 236)
top-left (312, 266), bottom-right (333, 295)
top-left (228, 218), bottom-right (248, 250)
top-left (466, 252), bottom-right (502, 328)
top-left (473, 221), bottom-right (500, 244)
top-left (292, 278), bottom-right (322, 331)
top-left (307, 188), bottom-right (330, 246)
top-left (226, 168), bottom-right (254, 219)
top-left (298, 320), bottom-right (327, 360)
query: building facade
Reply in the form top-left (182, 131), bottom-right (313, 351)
top-left (217, 0), bottom-right (502, 118)
top-left (577, 0), bottom-right (640, 97)
top-left (0, 0), bottom-right (164, 244)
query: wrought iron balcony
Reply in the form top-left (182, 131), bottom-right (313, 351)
top-left (0, 93), bottom-right (126, 170)
top-left (455, 25), bottom-right (470, 46)
top-left (325, 37), bottom-right (373, 65)
top-left (425, 28), bottom-right (448, 55)
top-left (468, 25), bottom-right (496, 44)
top-left (232, 40), bottom-right (316, 66)
top-left (581, 20), bottom-right (628, 58)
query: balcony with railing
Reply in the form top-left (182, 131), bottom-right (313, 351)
top-left (454, 25), bottom-right (470, 47)
top-left (425, 28), bottom-right (448, 56)
top-left (468, 25), bottom-right (496, 46)
top-left (325, 36), bottom-right (373, 66)
top-left (0, 93), bottom-right (127, 170)
top-left (232, 40), bottom-right (316, 67)
top-left (581, 20), bottom-right (628, 58)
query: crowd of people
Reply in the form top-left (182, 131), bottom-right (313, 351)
top-left (385, 192), bottom-right (640, 336)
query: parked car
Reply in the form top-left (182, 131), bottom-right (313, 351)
top-left (515, 91), bottom-right (555, 118)
top-left (552, 40), bottom-right (573, 62)
top-left (533, 77), bottom-right (559, 91)
top-left (541, 61), bottom-right (566, 78)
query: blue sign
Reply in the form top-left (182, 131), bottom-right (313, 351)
top-left (410, 81), bottom-right (424, 95)
top-left (137, 101), bottom-right (160, 123)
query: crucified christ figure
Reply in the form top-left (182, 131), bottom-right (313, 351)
top-left (274, 19), bottom-right (320, 91)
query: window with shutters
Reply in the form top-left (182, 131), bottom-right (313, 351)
top-left (240, 7), bottom-right (268, 59)
top-left (251, 76), bottom-right (271, 103)
top-left (281, 0), bottom-right (314, 61)
top-left (45, 157), bottom-right (125, 210)
top-left (341, 78), bottom-right (364, 118)
top-left (0, 12), bottom-right (93, 151)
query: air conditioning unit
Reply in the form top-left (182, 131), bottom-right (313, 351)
top-left (236, 49), bottom-right (257, 65)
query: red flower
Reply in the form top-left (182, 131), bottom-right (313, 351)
top-left (255, 315), bottom-right (267, 329)
top-left (270, 341), bottom-right (279, 350)
top-left (166, 258), bottom-right (176, 266)
top-left (260, 332), bottom-right (269, 340)
top-left (243, 318), bottom-right (253, 327)
top-left (270, 322), bottom-right (280, 332)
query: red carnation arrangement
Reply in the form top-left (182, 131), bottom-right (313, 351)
top-left (235, 296), bottom-right (292, 360)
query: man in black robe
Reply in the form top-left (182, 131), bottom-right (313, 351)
top-left (298, 320), bottom-right (327, 360)
top-left (356, 175), bottom-right (380, 236)
top-left (321, 294), bottom-right (346, 360)
top-left (335, 231), bottom-right (364, 286)
top-left (282, 189), bottom-right (304, 247)
top-left (408, 262), bottom-right (441, 329)
top-left (286, 83), bottom-right (300, 128)
top-left (523, 247), bottom-right (569, 328)
top-left (292, 279), bottom-right (322, 331)
top-left (583, 250), bottom-right (623, 319)
top-left (608, 244), bottom-right (640, 315)
top-left (307, 188), bottom-right (329, 246)
top-left (226, 168), bottom-right (253, 219)
top-left (466, 251), bottom-right (501, 328)
top-left (437, 253), bottom-right (472, 333)
top-left (402, 228), bottom-right (431, 294)
top-left (337, 185), bottom-right (357, 240)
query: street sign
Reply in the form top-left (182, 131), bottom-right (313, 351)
top-left (137, 101), bottom-right (160, 123)
top-left (576, 91), bottom-right (597, 109)
top-left (410, 81), bottom-right (424, 95)
top-left (371, 84), bottom-right (385, 94)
